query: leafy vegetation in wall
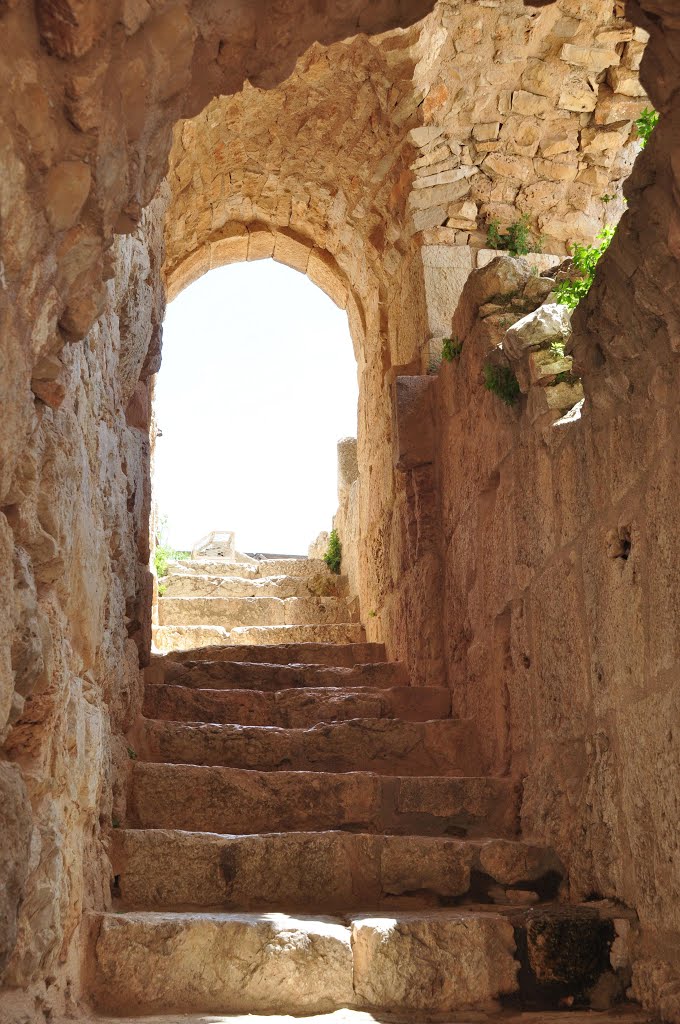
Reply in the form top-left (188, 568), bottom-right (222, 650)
top-left (441, 337), bottom-right (463, 362)
top-left (483, 363), bottom-right (520, 406)
top-left (324, 529), bottom-right (342, 574)
top-left (635, 107), bottom-right (659, 147)
top-left (154, 545), bottom-right (190, 580)
top-left (486, 214), bottom-right (542, 257)
top-left (553, 227), bottom-right (615, 310)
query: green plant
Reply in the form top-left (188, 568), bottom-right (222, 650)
top-left (600, 193), bottom-right (615, 204)
top-left (158, 582), bottom-right (167, 597)
top-left (553, 370), bottom-right (579, 386)
top-left (550, 339), bottom-right (566, 358)
top-left (486, 214), bottom-right (541, 257)
top-left (126, 746), bottom-right (137, 761)
top-left (635, 107), bottom-right (659, 147)
top-left (553, 227), bottom-right (615, 310)
top-left (441, 337), bottom-right (463, 362)
top-left (154, 545), bottom-right (190, 579)
top-left (483, 363), bottom-right (521, 406)
top-left (324, 529), bottom-right (342, 575)
top-left (368, 609), bottom-right (377, 618)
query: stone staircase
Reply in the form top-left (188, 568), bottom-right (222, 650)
top-left (154, 556), bottom-right (363, 652)
top-left (89, 557), bottom-right (647, 1019)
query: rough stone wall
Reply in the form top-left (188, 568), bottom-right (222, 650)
top-left (418, 11), bottom-right (680, 1001)
top-left (0, 2), bottom-right (440, 1016)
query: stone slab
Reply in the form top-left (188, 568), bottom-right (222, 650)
top-left (128, 764), bottom-right (517, 836)
top-left (143, 683), bottom-right (451, 727)
top-left (134, 717), bottom-right (480, 776)
top-left (147, 657), bottom-right (402, 688)
top-left (157, 595), bottom-right (357, 628)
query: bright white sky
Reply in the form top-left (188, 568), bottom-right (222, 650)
top-left (153, 259), bottom-right (358, 555)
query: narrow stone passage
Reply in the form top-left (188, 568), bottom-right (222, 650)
top-left (87, 557), bottom-right (648, 1018)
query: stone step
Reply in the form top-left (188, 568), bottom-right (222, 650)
top-left (147, 656), bottom-right (403, 689)
top-left (112, 828), bottom-right (562, 912)
top-left (163, 572), bottom-right (348, 599)
top-left (76, 1011), bottom-right (659, 1024)
top-left (90, 908), bottom-right (518, 1014)
top-left (133, 717), bottom-right (479, 776)
top-left (152, 641), bottom-right (387, 668)
top-left (92, 903), bottom-right (625, 1015)
top-left (174, 557), bottom-right (330, 579)
top-left (157, 595), bottom-right (357, 629)
top-left (153, 622), bottom-right (366, 652)
top-left (127, 763), bottom-right (517, 836)
top-left (143, 683), bottom-right (450, 727)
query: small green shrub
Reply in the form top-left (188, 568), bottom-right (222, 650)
top-left (486, 214), bottom-right (541, 257)
top-left (441, 337), bottom-right (463, 362)
top-left (635, 108), bottom-right (659, 147)
top-left (324, 529), bottom-right (342, 574)
top-left (154, 545), bottom-right (190, 579)
top-left (126, 746), bottom-right (138, 761)
top-left (158, 582), bottom-right (167, 597)
top-left (483, 363), bottom-right (521, 406)
top-left (553, 227), bottom-right (615, 310)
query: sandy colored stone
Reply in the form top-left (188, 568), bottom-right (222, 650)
top-left (352, 911), bottom-right (518, 1010)
top-left (92, 911), bottom-right (354, 1014)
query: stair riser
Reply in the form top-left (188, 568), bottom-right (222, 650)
top-left (158, 596), bottom-right (357, 628)
top-left (163, 574), bottom-right (347, 599)
top-left (143, 684), bottom-right (451, 726)
top-left (148, 658), bottom-right (406, 690)
top-left (154, 622), bottom-right (366, 652)
top-left (112, 830), bottom-right (562, 912)
top-left (91, 911), bottom-right (519, 1015)
top-left (128, 764), bottom-right (517, 837)
top-left (152, 642), bottom-right (387, 668)
top-left (135, 718), bottom-right (479, 776)
top-left (175, 558), bottom-right (331, 578)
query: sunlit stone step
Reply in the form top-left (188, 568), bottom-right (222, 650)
top-left (142, 683), bottom-right (450, 726)
top-left (128, 763), bottom-right (517, 836)
top-left (173, 557), bottom-right (331, 579)
top-left (90, 908), bottom-right (519, 1014)
top-left (153, 621), bottom-right (366, 653)
top-left (162, 571), bottom-right (347, 599)
top-left (157, 595), bottom-right (357, 628)
top-left (112, 828), bottom-right (562, 911)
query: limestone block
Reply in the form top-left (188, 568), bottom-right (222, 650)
top-left (607, 66), bottom-right (647, 98)
top-left (527, 379), bottom-right (584, 422)
top-left (210, 233), bottom-right (249, 267)
top-left (392, 376), bottom-right (435, 471)
top-left (352, 911), bottom-right (519, 1010)
top-left (446, 200), bottom-right (477, 229)
top-left (504, 304), bottom-right (572, 361)
top-left (337, 436), bottom-right (359, 493)
top-left (472, 123), bottom-right (500, 142)
top-left (422, 243), bottom-right (474, 336)
top-left (93, 912), bottom-right (354, 1014)
top-left (559, 44), bottom-right (620, 72)
top-left (247, 229), bottom-right (275, 261)
top-left (512, 90), bottom-right (551, 117)
top-left (594, 90), bottom-right (648, 126)
top-left (559, 73), bottom-right (598, 113)
top-left (528, 348), bottom-right (574, 386)
top-left (307, 249), bottom-right (348, 309)
top-left (273, 234), bottom-right (312, 273)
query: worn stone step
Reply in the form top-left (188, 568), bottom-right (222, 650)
top-left (112, 828), bottom-right (562, 911)
top-left (174, 557), bottom-right (331, 579)
top-left (143, 683), bottom-right (450, 726)
top-left (128, 763), bottom-right (517, 836)
top-left (134, 717), bottom-right (478, 776)
top-left (157, 595), bottom-right (357, 629)
top-left (147, 657), bottom-right (403, 690)
top-left (152, 641), bottom-right (387, 668)
top-left (163, 572), bottom-right (348, 599)
top-left (154, 622), bottom-right (366, 652)
top-left (90, 908), bottom-right (518, 1014)
top-left (76, 1011), bottom-right (658, 1024)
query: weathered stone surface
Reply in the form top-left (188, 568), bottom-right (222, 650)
top-left (157, 595), bottom-right (357, 628)
top-left (111, 829), bottom-right (560, 911)
top-left (129, 763), bottom-right (516, 836)
top-left (92, 911), bottom-right (354, 1014)
top-left (504, 304), bottom-right (572, 360)
top-left (0, 763), bottom-right (32, 978)
top-left (352, 911), bottom-right (518, 1010)
top-left (143, 683), bottom-right (450, 728)
top-left (135, 716), bottom-right (481, 776)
